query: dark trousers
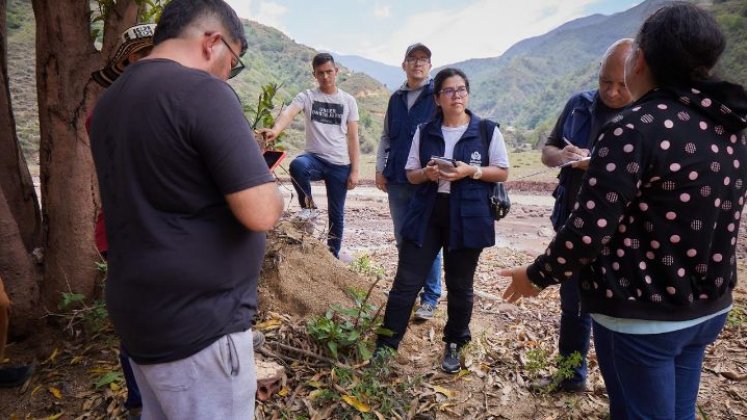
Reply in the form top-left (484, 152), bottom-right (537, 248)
top-left (593, 314), bottom-right (727, 420)
top-left (558, 275), bottom-right (591, 384)
top-left (289, 153), bottom-right (351, 257)
top-left (377, 195), bottom-right (482, 350)
top-left (387, 183), bottom-right (442, 306)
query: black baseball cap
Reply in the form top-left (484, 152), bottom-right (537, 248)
top-left (405, 43), bottom-right (431, 59)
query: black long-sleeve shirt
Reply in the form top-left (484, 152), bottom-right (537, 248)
top-left (528, 83), bottom-right (747, 321)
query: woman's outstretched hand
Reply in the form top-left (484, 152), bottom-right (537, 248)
top-left (499, 265), bottom-right (541, 303)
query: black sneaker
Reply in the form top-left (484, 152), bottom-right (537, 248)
top-left (440, 343), bottom-right (461, 374)
top-left (0, 363), bottom-right (35, 388)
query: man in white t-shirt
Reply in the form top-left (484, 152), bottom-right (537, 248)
top-left (261, 53), bottom-right (360, 258)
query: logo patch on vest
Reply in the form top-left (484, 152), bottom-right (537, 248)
top-left (469, 151), bottom-right (482, 166)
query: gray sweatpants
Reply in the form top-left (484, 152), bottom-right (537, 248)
top-left (130, 329), bottom-right (256, 420)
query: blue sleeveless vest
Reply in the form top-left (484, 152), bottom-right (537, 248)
top-left (551, 90), bottom-right (595, 230)
top-left (382, 80), bottom-right (436, 184)
top-left (400, 112), bottom-right (495, 250)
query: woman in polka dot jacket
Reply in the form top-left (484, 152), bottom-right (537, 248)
top-left (501, 3), bottom-right (747, 419)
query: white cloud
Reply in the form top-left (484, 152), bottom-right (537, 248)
top-left (225, 0), bottom-right (288, 32)
top-left (227, 0), bottom-right (252, 20)
top-left (358, 0), bottom-right (598, 66)
top-left (256, 1), bottom-right (289, 31)
top-left (374, 4), bottom-right (391, 19)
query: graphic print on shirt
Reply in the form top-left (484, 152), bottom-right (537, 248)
top-left (311, 101), bottom-right (344, 125)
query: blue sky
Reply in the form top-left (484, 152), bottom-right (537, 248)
top-left (225, 0), bottom-right (642, 66)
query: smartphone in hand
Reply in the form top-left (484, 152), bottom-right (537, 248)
top-left (430, 156), bottom-right (458, 172)
top-left (263, 150), bottom-right (286, 172)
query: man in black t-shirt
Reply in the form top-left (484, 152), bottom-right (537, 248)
top-left (535, 38), bottom-right (633, 394)
top-left (90, 1), bottom-right (283, 417)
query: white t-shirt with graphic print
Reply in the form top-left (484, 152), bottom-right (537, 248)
top-left (405, 123), bottom-right (510, 193)
top-left (290, 88), bottom-right (359, 165)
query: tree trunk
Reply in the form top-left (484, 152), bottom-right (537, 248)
top-left (29, 0), bottom-right (140, 308)
top-left (101, 0), bottom-right (140, 60)
top-left (0, 0), bottom-right (41, 252)
top-left (0, 0), bottom-right (42, 327)
top-left (0, 186), bottom-right (41, 327)
top-left (32, 0), bottom-right (104, 307)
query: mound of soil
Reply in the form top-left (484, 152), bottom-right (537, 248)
top-left (259, 220), bottom-right (384, 318)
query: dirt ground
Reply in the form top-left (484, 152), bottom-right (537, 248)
top-left (1, 181), bottom-right (745, 419)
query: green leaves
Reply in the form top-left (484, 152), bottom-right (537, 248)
top-left (135, 0), bottom-right (169, 23)
top-left (244, 82), bottom-right (288, 150)
top-left (90, 0), bottom-right (169, 45)
top-left (306, 287), bottom-right (384, 363)
top-left (94, 371), bottom-right (123, 390)
top-left (58, 292), bottom-right (86, 310)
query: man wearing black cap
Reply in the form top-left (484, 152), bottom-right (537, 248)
top-left (375, 43), bottom-right (441, 321)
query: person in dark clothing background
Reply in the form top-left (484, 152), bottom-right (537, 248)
top-left (533, 38), bottom-right (633, 394)
top-left (375, 43), bottom-right (443, 321)
top-left (501, 3), bottom-right (747, 419)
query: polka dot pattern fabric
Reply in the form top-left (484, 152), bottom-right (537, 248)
top-left (527, 86), bottom-right (747, 320)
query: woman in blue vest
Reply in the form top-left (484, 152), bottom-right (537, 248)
top-left (376, 68), bottom-right (510, 373)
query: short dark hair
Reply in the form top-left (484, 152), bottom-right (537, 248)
top-left (636, 2), bottom-right (724, 86)
top-left (312, 53), bottom-right (335, 70)
top-left (434, 68), bottom-right (470, 95)
top-left (154, 0), bottom-right (248, 55)
top-left (433, 68), bottom-right (470, 117)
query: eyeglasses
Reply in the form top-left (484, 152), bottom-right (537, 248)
top-left (405, 56), bottom-right (430, 65)
top-left (439, 86), bottom-right (468, 98)
top-left (219, 36), bottom-right (245, 79)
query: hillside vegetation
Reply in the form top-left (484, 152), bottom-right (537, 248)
top-left (457, 0), bottom-right (747, 136)
top-left (6, 0), bottom-right (747, 160)
top-left (5, 1), bottom-right (390, 160)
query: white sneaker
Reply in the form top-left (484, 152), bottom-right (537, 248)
top-left (294, 208), bottom-right (318, 233)
top-left (296, 208), bottom-right (318, 221)
top-left (414, 302), bottom-right (436, 320)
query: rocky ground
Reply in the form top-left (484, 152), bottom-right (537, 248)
top-left (1, 181), bottom-right (745, 419)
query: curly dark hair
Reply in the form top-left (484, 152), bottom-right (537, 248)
top-left (636, 2), bottom-right (724, 86)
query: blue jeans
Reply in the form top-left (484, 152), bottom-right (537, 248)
top-left (593, 313), bottom-right (728, 420)
top-left (289, 154), bottom-right (351, 258)
top-left (387, 183), bottom-right (442, 306)
top-left (559, 275), bottom-right (591, 385)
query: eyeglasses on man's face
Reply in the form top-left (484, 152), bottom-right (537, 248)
top-left (439, 86), bottom-right (469, 98)
top-left (405, 56), bottom-right (430, 65)
top-left (219, 36), bottom-right (245, 79)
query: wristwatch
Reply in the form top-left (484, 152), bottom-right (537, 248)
top-left (471, 165), bottom-right (483, 180)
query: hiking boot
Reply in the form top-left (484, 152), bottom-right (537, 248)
top-left (413, 302), bottom-right (436, 321)
top-left (252, 330), bottom-right (265, 349)
top-left (440, 343), bottom-right (461, 374)
top-left (529, 376), bottom-right (587, 394)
